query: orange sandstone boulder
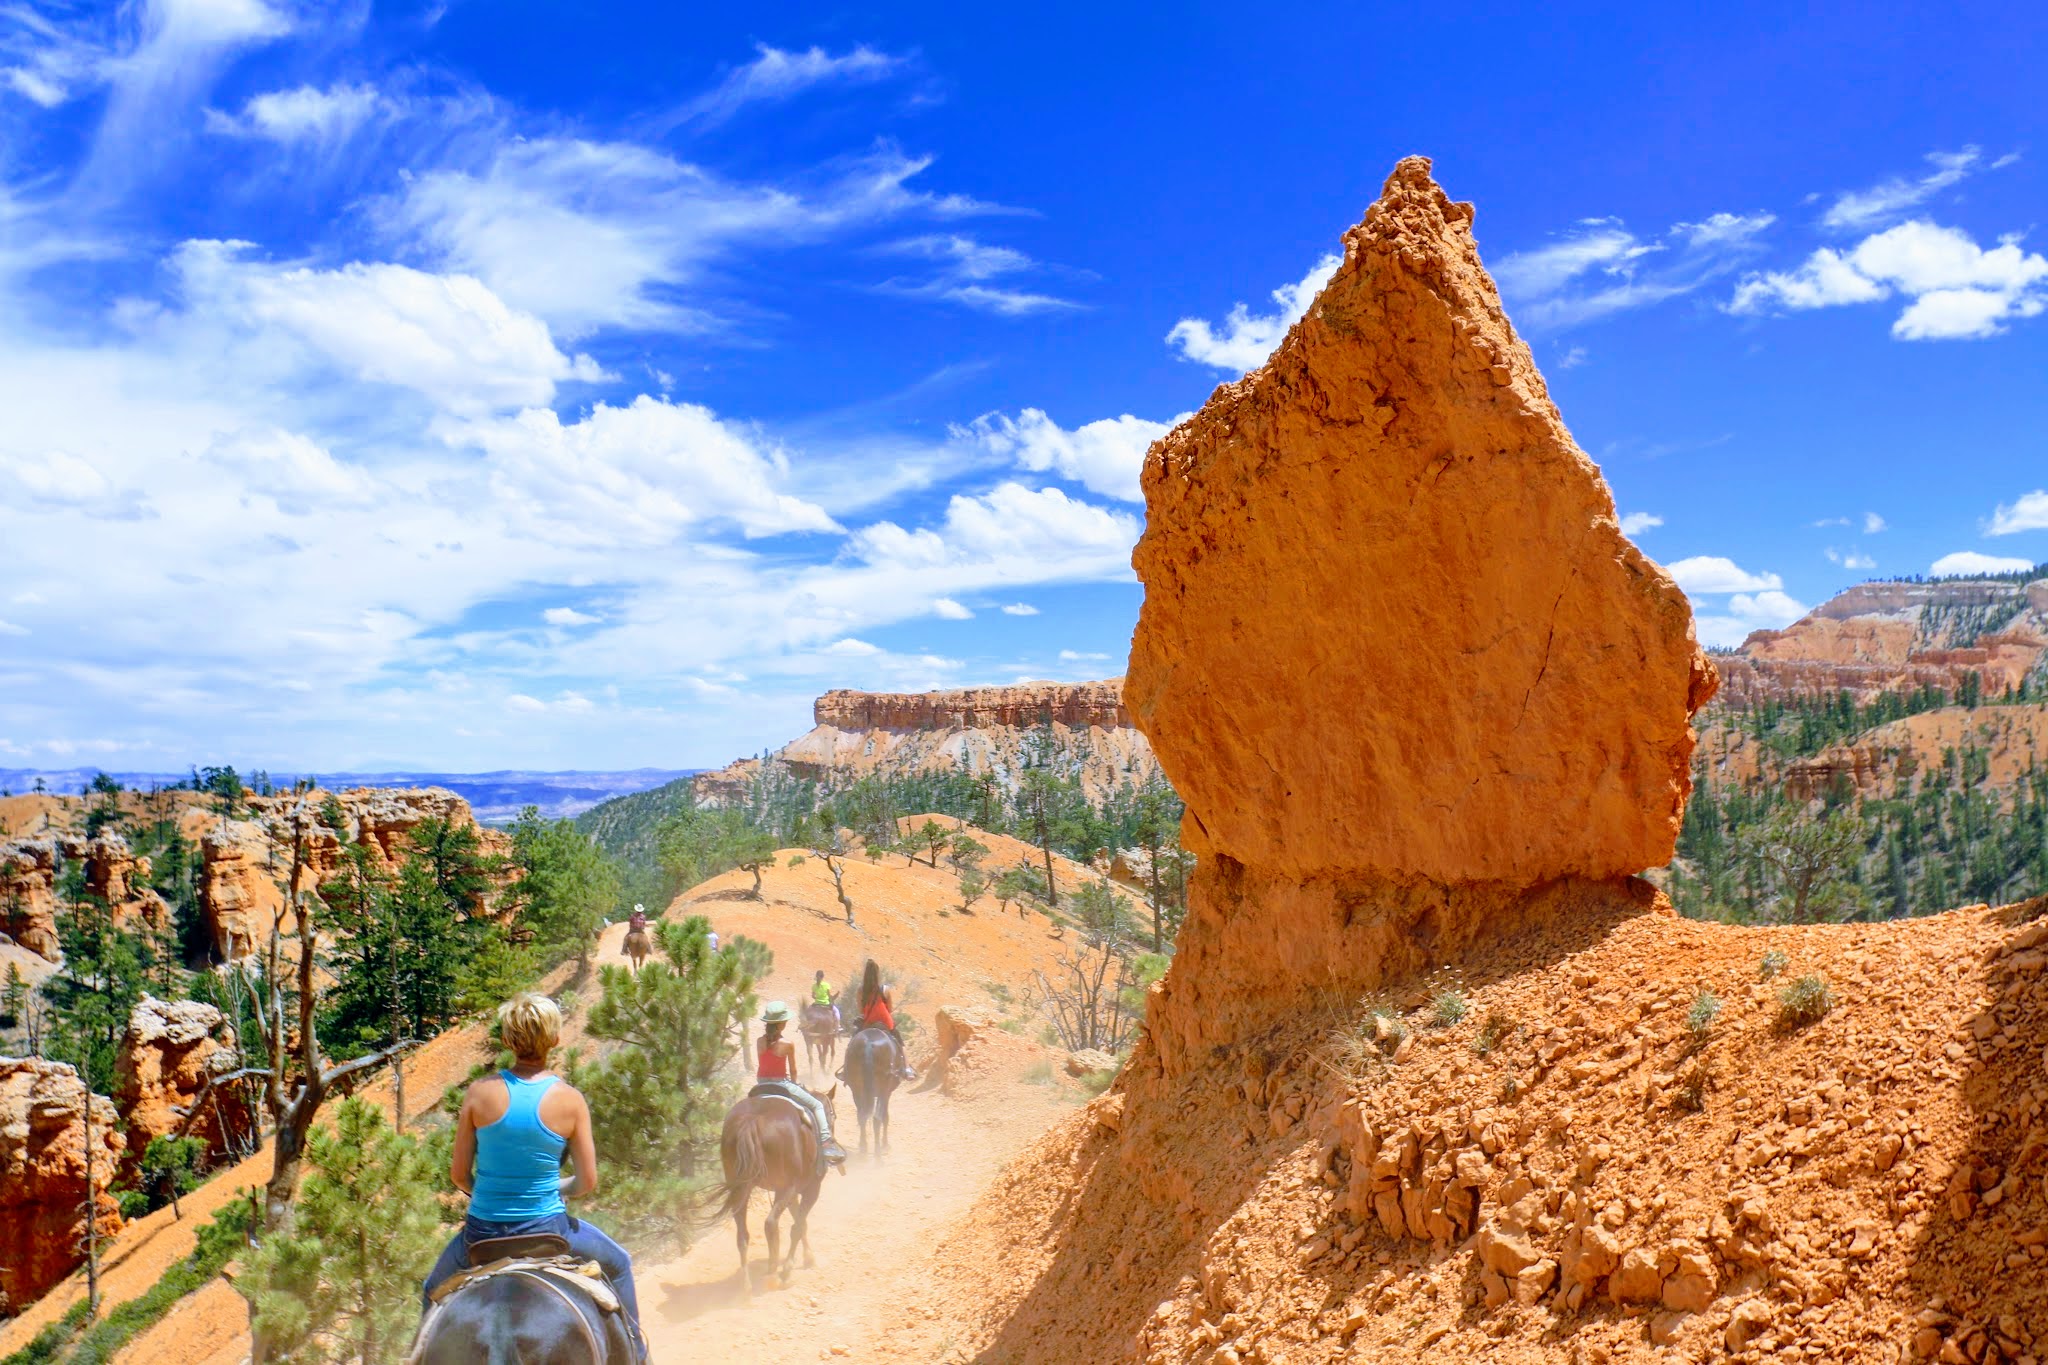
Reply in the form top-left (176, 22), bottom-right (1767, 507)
top-left (0, 838), bottom-right (61, 960)
top-left (113, 995), bottom-right (246, 1176)
top-left (1128, 155), bottom-right (1713, 887)
top-left (0, 1059), bottom-right (124, 1313)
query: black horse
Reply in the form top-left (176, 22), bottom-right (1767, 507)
top-left (842, 1026), bottom-right (902, 1156)
top-left (413, 1254), bottom-right (638, 1364)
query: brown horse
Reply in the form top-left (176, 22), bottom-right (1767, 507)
top-left (799, 1002), bottom-right (840, 1071)
top-left (622, 929), bottom-right (650, 974)
top-left (712, 1086), bottom-right (837, 1286)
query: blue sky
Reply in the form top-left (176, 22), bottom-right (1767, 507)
top-left (1, 1), bottom-right (2044, 772)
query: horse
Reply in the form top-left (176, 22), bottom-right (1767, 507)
top-left (621, 928), bottom-right (651, 974)
top-left (842, 1027), bottom-right (902, 1156)
top-left (799, 1001), bottom-right (840, 1071)
top-left (712, 1085), bottom-right (836, 1286)
top-left (411, 1248), bottom-right (636, 1364)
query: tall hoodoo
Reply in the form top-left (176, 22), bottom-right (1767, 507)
top-left (1126, 157), bottom-right (1715, 1055)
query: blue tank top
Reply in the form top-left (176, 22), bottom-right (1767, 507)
top-left (468, 1072), bottom-right (568, 1221)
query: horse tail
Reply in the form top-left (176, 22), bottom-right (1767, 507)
top-left (710, 1120), bottom-right (764, 1226)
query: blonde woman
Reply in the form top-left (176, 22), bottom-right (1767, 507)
top-left (422, 993), bottom-right (644, 1357)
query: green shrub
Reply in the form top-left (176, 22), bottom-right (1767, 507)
top-left (1429, 991), bottom-right (1469, 1029)
top-left (1685, 989), bottom-right (1721, 1039)
top-left (1758, 949), bottom-right (1789, 981)
top-left (1777, 974), bottom-right (1834, 1028)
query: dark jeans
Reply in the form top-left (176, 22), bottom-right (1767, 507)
top-left (423, 1212), bottom-right (642, 1354)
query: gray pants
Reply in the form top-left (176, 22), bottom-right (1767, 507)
top-left (751, 1080), bottom-right (835, 1145)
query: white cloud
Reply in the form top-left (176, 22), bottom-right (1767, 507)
top-left (1931, 551), bottom-right (2037, 577)
top-left (999, 602), bottom-right (1038, 616)
top-left (1825, 548), bottom-right (1876, 570)
top-left (931, 598), bottom-right (972, 620)
top-left (665, 43), bottom-right (905, 130)
top-left (377, 139), bottom-right (1011, 337)
top-left (172, 240), bottom-right (607, 412)
top-left (543, 607), bottom-right (599, 627)
top-left (825, 638), bottom-right (882, 656)
top-left (1730, 220), bottom-right (2048, 340)
top-left (207, 82), bottom-right (384, 142)
top-left (1557, 345), bottom-right (1588, 370)
top-left (444, 396), bottom-right (842, 543)
top-left (1498, 213), bottom-right (1773, 329)
top-left (1693, 588), bottom-right (1810, 648)
top-left (874, 235), bottom-right (1081, 316)
top-left (850, 482), bottom-right (1139, 578)
top-left (1987, 490), bottom-right (2048, 536)
top-left (505, 693), bottom-right (546, 713)
top-left (0, 619), bottom-right (27, 637)
top-left (1822, 148), bottom-right (1981, 231)
top-left (1166, 252), bottom-right (1341, 372)
top-left (200, 428), bottom-right (376, 512)
top-left (1618, 512), bottom-right (1663, 536)
top-left (1863, 512), bottom-right (1887, 534)
top-left (1663, 556), bottom-right (1784, 594)
top-left (962, 408), bottom-right (1180, 504)
top-left (1057, 649), bottom-right (1109, 662)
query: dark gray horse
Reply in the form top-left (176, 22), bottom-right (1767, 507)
top-left (842, 1026), bottom-right (902, 1156)
top-left (413, 1266), bottom-right (637, 1363)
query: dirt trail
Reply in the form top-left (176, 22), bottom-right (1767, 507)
top-left (639, 1065), bottom-right (1068, 1364)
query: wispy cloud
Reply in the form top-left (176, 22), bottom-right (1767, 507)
top-left (1730, 219), bottom-right (2048, 340)
top-left (1664, 556), bottom-right (1783, 593)
top-left (873, 233), bottom-right (1082, 316)
top-left (1166, 252), bottom-right (1341, 372)
top-left (1825, 548), bottom-right (1876, 570)
top-left (205, 81), bottom-right (387, 143)
top-left (1821, 147), bottom-right (1983, 231)
top-left (1497, 212), bottom-right (1775, 329)
top-left (1618, 512), bottom-right (1662, 537)
top-left (659, 43), bottom-right (907, 132)
top-left (999, 602), bottom-right (1038, 616)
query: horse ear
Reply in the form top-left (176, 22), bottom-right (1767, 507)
top-left (827, 1083), bottom-right (838, 1099)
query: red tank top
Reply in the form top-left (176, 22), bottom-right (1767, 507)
top-left (757, 1038), bottom-right (790, 1081)
top-left (862, 994), bottom-right (894, 1030)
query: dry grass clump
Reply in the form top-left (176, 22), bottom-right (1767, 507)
top-left (1673, 1058), bottom-right (1713, 1112)
top-left (1429, 990), bottom-right (1469, 1029)
top-left (1469, 1009), bottom-right (1515, 1056)
top-left (1758, 948), bottom-right (1790, 981)
top-left (1777, 973), bottom-right (1835, 1029)
top-left (1685, 989), bottom-right (1720, 1043)
top-left (1319, 995), bottom-right (1408, 1084)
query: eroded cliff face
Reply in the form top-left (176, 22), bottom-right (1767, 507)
top-left (0, 834), bottom-right (172, 963)
top-left (697, 680), bottom-right (1159, 804)
top-left (1126, 156), bottom-right (1712, 1058)
top-left (0, 1059), bottom-right (123, 1313)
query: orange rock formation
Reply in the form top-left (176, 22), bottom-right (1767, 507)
top-left (1125, 155), bottom-right (1711, 1057)
top-left (112, 995), bottom-right (249, 1177)
top-left (0, 833), bottom-right (172, 962)
top-left (0, 1059), bottom-right (123, 1313)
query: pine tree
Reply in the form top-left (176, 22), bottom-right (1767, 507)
top-left (241, 1099), bottom-right (445, 1364)
top-left (506, 806), bottom-right (621, 965)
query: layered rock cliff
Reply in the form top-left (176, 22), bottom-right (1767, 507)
top-left (1713, 576), bottom-right (2048, 707)
top-left (0, 833), bottom-right (172, 963)
top-left (697, 680), bottom-right (1159, 804)
top-left (0, 1059), bottom-right (123, 1314)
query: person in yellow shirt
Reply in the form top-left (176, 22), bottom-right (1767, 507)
top-left (811, 969), bottom-right (839, 1027)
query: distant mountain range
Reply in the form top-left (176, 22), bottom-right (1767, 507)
top-left (0, 767), bottom-right (700, 825)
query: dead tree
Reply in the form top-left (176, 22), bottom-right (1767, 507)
top-left (1030, 931), bottom-right (1140, 1055)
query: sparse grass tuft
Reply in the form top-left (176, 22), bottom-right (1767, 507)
top-left (1758, 948), bottom-right (1790, 981)
top-left (1470, 1009), bottom-right (1514, 1056)
top-left (1685, 989), bottom-right (1721, 1041)
top-left (1319, 995), bottom-right (1408, 1085)
top-left (1078, 1066), bottom-right (1118, 1097)
top-left (1673, 1059), bottom-right (1712, 1112)
top-left (1429, 990), bottom-right (1469, 1030)
top-left (1776, 974), bottom-right (1834, 1028)
top-left (1022, 1058), bottom-right (1055, 1086)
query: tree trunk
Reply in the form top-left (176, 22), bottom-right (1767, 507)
top-left (83, 1067), bottom-right (100, 1320)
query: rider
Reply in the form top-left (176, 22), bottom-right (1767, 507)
top-left (424, 993), bottom-right (646, 1360)
top-left (754, 1001), bottom-right (848, 1171)
top-left (840, 958), bottom-right (916, 1082)
top-left (627, 903), bottom-right (648, 934)
top-left (811, 970), bottom-right (840, 1027)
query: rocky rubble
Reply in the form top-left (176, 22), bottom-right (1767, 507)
top-left (0, 1058), bottom-right (124, 1313)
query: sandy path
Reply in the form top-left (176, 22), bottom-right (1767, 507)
top-left (638, 1067), bottom-right (1067, 1364)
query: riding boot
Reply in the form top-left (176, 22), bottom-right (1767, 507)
top-left (820, 1137), bottom-right (848, 1171)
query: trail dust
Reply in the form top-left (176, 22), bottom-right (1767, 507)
top-left (638, 1055), bottom-right (1071, 1364)
top-left (1, 819), bottom-right (1104, 1363)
